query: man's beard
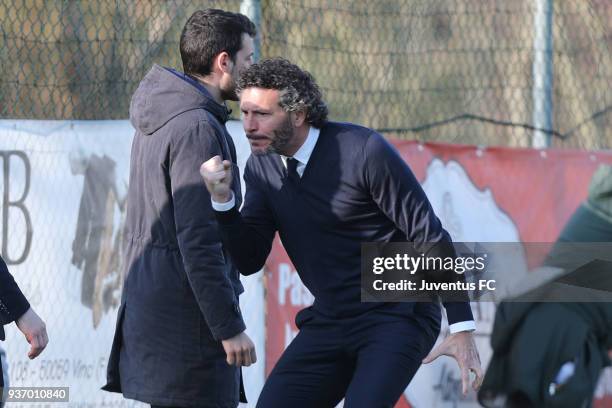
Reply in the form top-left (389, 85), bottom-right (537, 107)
top-left (248, 116), bottom-right (295, 156)
top-left (220, 82), bottom-right (238, 101)
top-left (267, 116), bottom-right (294, 155)
top-left (220, 67), bottom-right (239, 101)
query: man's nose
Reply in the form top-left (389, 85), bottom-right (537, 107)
top-left (243, 115), bottom-right (257, 133)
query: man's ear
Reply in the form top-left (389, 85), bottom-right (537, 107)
top-left (215, 51), bottom-right (234, 74)
top-left (292, 109), bottom-right (307, 127)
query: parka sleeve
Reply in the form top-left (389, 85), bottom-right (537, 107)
top-left (169, 120), bottom-right (245, 341)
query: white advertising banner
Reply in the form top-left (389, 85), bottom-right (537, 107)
top-left (0, 119), bottom-right (265, 407)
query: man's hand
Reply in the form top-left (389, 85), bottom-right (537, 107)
top-left (221, 331), bottom-right (257, 367)
top-left (200, 155), bottom-right (233, 203)
top-left (15, 307), bottom-right (48, 359)
top-left (422, 331), bottom-right (482, 395)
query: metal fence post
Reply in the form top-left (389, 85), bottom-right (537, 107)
top-left (532, 0), bottom-right (554, 148)
top-left (241, 0), bottom-right (262, 62)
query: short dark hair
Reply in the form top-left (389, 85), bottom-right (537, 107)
top-left (180, 9), bottom-right (256, 76)
top-left (237, 58), bottom-right (329, 128)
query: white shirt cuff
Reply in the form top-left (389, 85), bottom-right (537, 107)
top-left (449, 320), bottom-right (476, 334)
top-left (211, 192), bottom-right (235, 211)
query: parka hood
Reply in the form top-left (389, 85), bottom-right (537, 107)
top-left (129, 64), bottom-right (231, 135)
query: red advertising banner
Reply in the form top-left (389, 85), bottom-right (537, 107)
top-left (264, 140), bottom-right (612, 407)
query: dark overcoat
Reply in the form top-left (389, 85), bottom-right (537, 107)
top-left (103, 65), bottom-right (246, 407)
top-left (0, 256), bottom-right (30, 388)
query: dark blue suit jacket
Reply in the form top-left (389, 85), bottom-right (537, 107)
top-left (216, 121), bottom-right (473, 324)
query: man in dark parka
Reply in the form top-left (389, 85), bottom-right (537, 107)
top-left (102, 9), bottom-right (257, 408)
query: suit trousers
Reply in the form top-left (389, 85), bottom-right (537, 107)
top-left (256, 303), bottom-right (440, 408)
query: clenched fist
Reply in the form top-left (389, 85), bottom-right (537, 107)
top-left (221, 331), bottom-right (257, 367)
top-left (200, 155), bottom-right (233, 203)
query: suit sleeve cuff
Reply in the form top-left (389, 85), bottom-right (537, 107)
top-left (211, 192), bottom-right (236, 212)
top-left (449, 320), bottom-right (476, 334)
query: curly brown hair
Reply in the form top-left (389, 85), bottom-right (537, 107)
top-left (237, 58), bottom-right (329, 128)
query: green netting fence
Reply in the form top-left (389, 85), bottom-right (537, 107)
top-left (1, 0), bottom-right (611, 148)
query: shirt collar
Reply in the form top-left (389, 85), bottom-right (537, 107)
top-left (282, 126), bottom-right (320, 167)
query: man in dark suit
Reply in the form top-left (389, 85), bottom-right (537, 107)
top-left (201, 58), bottom-right (482, 407)
top-left (0, 255), bottom-right (48, 403)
